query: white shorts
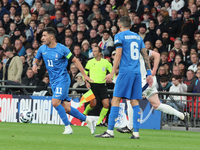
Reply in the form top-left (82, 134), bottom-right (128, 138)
top-left (142, 76), bottom-right (158, 99)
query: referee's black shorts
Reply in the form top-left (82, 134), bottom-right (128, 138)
top-left (90, 83), bottom-right (109, 102)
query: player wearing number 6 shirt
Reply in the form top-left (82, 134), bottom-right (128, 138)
top-left (32, 27), bottom-right (96, 135)
top-left (95, 16), bottom-right (153, 139)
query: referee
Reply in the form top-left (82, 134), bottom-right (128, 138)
top-left (84, 46), bottom-right (112, 126)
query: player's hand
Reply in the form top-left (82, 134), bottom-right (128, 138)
top-left (32, 65), bottom-right (38, 74)
top-left (85, 81), bottom-right (91, 89)
top-left (103, 73), bottom-right (114, 83)
top-left (146, 75), bottom-right (153, 87)
top-left (151, 70), bottom-right (156, 76)
top-left (83, 75), bottom-right (94, 83)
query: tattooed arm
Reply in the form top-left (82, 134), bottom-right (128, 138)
top-left (140, 48), bottom-right (153, 87)
top-left (140, 48), bottom-right (151, 71)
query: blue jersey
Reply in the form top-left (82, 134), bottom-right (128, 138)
top-left (35, 43), bottom-right (72, 84)
top-left (114, 30), bottom-right (145, 74)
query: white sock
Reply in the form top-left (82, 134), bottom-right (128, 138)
top-left (107, 129), bottom-right (114, 136)
top-left (156, 103), bottom-right (184, 120)
top-left (133, 132), bottom-right (139, 137)
top-left (127, 100), bottom-right (133, 129)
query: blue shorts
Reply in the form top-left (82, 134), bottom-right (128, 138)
top-left (113, 73), bottom-right (142, 100)
top-left (51, 80), bottom-right (71, 101)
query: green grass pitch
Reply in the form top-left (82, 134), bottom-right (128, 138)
top-left (0, 122), bottom-right (199, 150)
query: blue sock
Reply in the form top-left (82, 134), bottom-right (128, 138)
top-left (69, 107), bottom-right (86, 121)
top-left (55, 104), bottom-right (70, 126)
top-left (108, 106), bottom-right (119, 130)
top-left (133, 105), bottom-right (140, 132)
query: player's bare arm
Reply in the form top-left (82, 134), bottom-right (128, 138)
top-left (32, 59), bottom-right (40, 73)
top-left (72, 57), bottom-right (94, 83)
top-left (104, 47), bottom-right (122, 83)
top-left (140, 48), bottom-right (153, 87)
top-left (150, 51), bottom-right (160, 76)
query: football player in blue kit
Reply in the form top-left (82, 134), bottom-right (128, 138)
top-left (32, 27), bottom-right (95, 135)
top-left (95, 16), bottom-right (153, 139)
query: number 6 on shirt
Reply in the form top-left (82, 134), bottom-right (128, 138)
top-left (130, 42), bottom-right (139, 60)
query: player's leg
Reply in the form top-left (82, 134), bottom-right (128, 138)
top-left (52, 98), bottom-right (72, 134)
top-left (130, 99), bottom-right (140, 139)
top-left (116, 99), bottom-right (133, 133)
top-left (62, 100), bottom-right (96, 134)
top-left (96, 98), bottom-right (109, 125)
top-left (83, 99), bottom-right (96, 115)
top-left (129, 73), bottom-right (142, 139)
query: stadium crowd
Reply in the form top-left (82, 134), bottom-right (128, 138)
top-left (0, 0), bottom-right (200, 96)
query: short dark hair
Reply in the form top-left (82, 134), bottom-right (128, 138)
top-left (119, 16), bottom-right (131, 28)
top-left (171, 75), bottom-right (179, 80)
top-left (184, 8), bottom-right (191, 14)
top-left (31, 11), bottom-right (38, 17)
top-left (94, 46), bottom-right (102, 53)
top-left (197, 62), bottom-right (200, 67)
top-left (160, 76), bottom-right (169, 82)
top-left (74, 44), bottom-right (81, 49)
top-left (42, 27), bottom-right (56, 38)
top-left (20, 33), bottom-right (27, 38)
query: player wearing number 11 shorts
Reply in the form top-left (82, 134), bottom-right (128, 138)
top-left (95, 16), bottom-right (153, 139)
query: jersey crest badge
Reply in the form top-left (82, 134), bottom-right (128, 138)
top-left (102, 67), bottom-right (105, 71)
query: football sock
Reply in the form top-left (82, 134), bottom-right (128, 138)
top-left (96, 107), bottom-right (109, 125)
top-left (55, 104), bottom-right (70, 126)
top-left (69, 106), bottom-right (86, 121)
top-left (127, 101), bottom-right (133, 129)
top-left (156, 103), bottom-right (184, 120)
top-left (83, 104), bottom-right (93, 115)
top-left (133, 105), bottom-right (140, 132)
top-left (107, 106), bottom-right (119, 131)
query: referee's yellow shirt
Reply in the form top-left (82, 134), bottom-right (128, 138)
top-left (85, 58), bottom-right (112, 84)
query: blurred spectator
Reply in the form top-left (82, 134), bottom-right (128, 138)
top-left (178, 9), bottom-right (197, 43)
top-left (50, 10), bottom-right (62, 28)
top-left (8, 22), bottom-right (16, 37)
top-left (42, 74), bottom-right (50, 87)
top-left (35, 22), bottom-right (45, 44)
top-left (105, 20), bottom-right (112, 32)
top-left (26, 20), bottom-right (36, 43)
top-left (73, 45), bottom-right (87, 67)
top-left (144, 41), bottom-right (153, 50)
top-left (141, 12), bottom-right (150, 28)
top-left (0, 27), bottom-right (10, 45)
top-left (3, 46), bottom-right (23, 83)
top-left (137, 0), bottom-right (150, 17)
top-left (130, 15), bottom-right (141, 33)
top-left (88, 29), bottom-right (101, 45)
top-left (37, 7), bottom-right (46, 22)
top-left (181, 34), bottom-right (191, 50)
top-left (25, 46), bottom-right (34, 67)
top-left (65, 36), bottom-right (74, 52)
top-left (166, 74), bottom-right (186, 124)
top-left (171, 38), bottom-right (182, 53)
top-left (151, 7), bottom-right (158, 19)
top-left (171, 0), bottom-right (185, 12)
top-left (87, 5), bottom-right (99, 22)
top-left (117, 5), bottom-right (128, 18)
top-left (71, 72), bottom-right (86, 94)
top-left (178, 61), bottom-right (187, 77)
top-left (21, 4), bottom-right (31, 26)
top-left (56, 23), bottom-right (65, 43)
top-left (98, 30), bottom-right (114, 56)
top-left (69, 63), bottom-right (79, 87)
top-left (138, 23), bottom-right (148, 40)
top-left (164, 0), bottom-right (171, 16)
top-left (179, 44), bottom-right (191, 65)
top-left (62, 17), bottom-right (70, 29)
top-left (0, 0), bottom-right (9, 21)
top-left (20, 55), bottom-right (29, 78)
top-left (43, 15), bottom-right (52, 28)
top-left (97, 23), bottom-right (105, 37)
top-left (88, 39), bottom-right (98, 59)
top-left (81, 39), bottom-right (90, 58)
top-left (74, 31), bottom-right (84, 47)
top-left (156, 13), bottom-right (167, 32)
top-left (173, 54), bottom-right (182, 68)
top-left (162, 31), bottom-right (174, 52)
top-left (11, 28), bottom-right (21, 44)
top-left (2, 36), bottom-right (11, 47)
top-left (193, 69), bottom-right (200, 93)
top-left (159, 52), bottom-right (168, 66)
top-left (14, 13), bottom-right (26, 32)
top-left (42, 0), bottom-right (54, 14)
top-left (154, 0), bottom-right (161, 12)
top-left (90, 18), bottom-right (99, 30)
top-left (172, 66), bottom-right (181, 76)
top-left (188, 53), bottom-right (198, 72)
top-left (155, 39), bottom-right (167, 53)
top-left (157, 65), bottom-right (169, 83)
top-left (167, 10), bottom-right (181, 39)
top-left (129, 10), bottom-right (137, 25)
top-left (183, 69), bottom-right (197, 92)
top-left (14, 39), bottom-right (26, 56)
top-left (160, 7), bottom-right (170, 23)
top-left (157, 76), bottom-right (171, 99)
top-left (22, 67), bottom-right (45, 92)
top-left (111, 25), bottom-right (118, 38)
top-left (103, 3), bottom-right (112, 20)
top-left (3, 13), bottom-right (12, 34)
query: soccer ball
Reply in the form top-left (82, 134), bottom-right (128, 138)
top-left (19, 109), bottom-right (34, 123)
